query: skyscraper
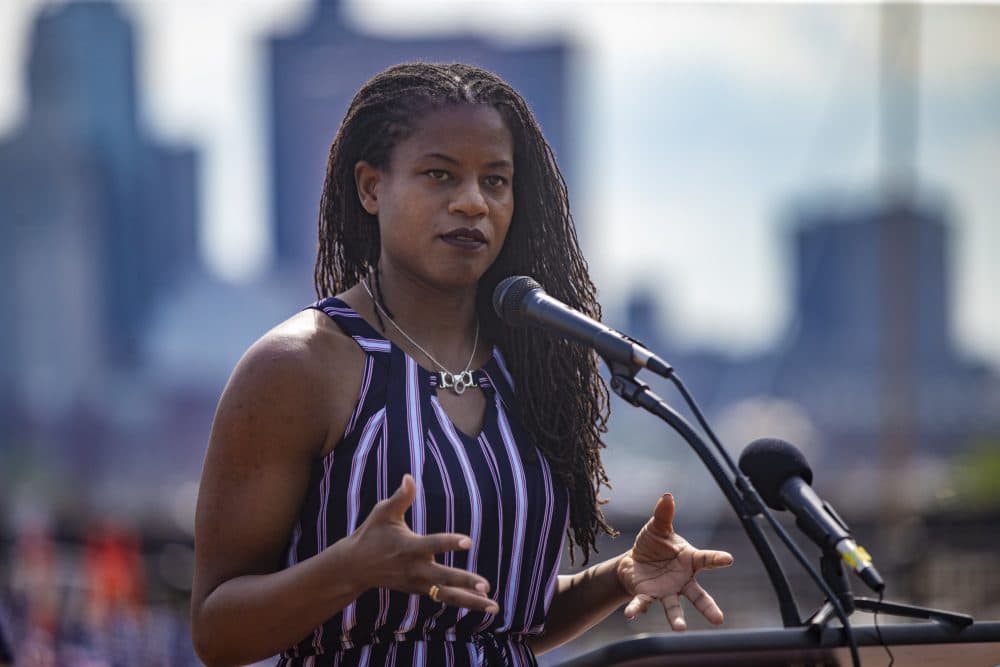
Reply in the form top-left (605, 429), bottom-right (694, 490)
top-left (790, 198), bottom-right (953, 372)
top-left (0, 2), bottom-right (199, 418)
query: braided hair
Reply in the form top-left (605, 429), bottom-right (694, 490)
top-left (314, 62), bottom-right (614, 562)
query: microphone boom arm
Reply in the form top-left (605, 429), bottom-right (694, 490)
top-left (492, 275), bottom-right (862, 663)
top-left (606, 359), bottom-right (802, 627)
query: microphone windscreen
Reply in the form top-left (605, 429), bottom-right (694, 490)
top-left (493, 276), bottom-right (541, 326)
top-left (738, 438), bottom-right (814, 511)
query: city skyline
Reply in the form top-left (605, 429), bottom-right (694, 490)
top-left (0, 6), bottom-right (997, 659)
top-left (1, 0), bottom-right (997, 370)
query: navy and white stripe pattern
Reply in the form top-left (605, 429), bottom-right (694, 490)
top-left (277, 297), bottom-right (569, 666)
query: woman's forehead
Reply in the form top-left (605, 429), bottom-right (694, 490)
top-left (393, 104), bottom-right (514, 163)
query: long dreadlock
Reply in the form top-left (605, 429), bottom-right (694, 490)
top-left (314, 62), bottom-right (615, 563)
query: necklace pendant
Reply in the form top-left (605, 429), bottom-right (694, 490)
top-left (453, 370), bottom-right (475, 395)
top-left (439, 370), bottom-right (476, 395)
top-left (439, 371), bottom-right (455, 390)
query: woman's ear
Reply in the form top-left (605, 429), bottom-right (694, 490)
top-left (354, 161), bottom-right (381, 215)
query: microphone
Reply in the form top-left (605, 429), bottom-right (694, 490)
top-left (738, 438), bottom-right (885, 593)
top-left (492, 276), bottom-right (673, 378)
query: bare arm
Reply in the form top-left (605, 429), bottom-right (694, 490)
top-left (190, 314), bottom-right (497, 666)
top-left (190, 316), bottom-right (355, 665)
top-left (528, 555), bottom-right (630, 655)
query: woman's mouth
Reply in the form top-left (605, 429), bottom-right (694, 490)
top-left (440, 227), bottom-right (487, 250)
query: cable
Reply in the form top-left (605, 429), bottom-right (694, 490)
top-left (668, 373), bottom-right (741, 476)
top-left (874, 588), bottom-right (895, 666)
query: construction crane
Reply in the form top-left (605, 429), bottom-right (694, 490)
top-left (878, 3), bottom-right (921, 520)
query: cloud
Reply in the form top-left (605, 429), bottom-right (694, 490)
top-left (0, 0), bottom-right (48, 135)
top-left (918, 5), bottom-right (1000, 93)
top-left (584, 191), bottom-right (791, 355)
top-left (586, 4), bottom-right (879, 98)
top-left (919, 127), bottom-right (1000, 368)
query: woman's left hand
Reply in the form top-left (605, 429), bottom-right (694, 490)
top-left (617, 493), bottom-right (734, 630)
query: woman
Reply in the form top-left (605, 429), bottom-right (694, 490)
top-left (191, 62), bottom-right (733, 666)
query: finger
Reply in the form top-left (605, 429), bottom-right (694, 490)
top-left (693, 548), bottom-right (734, 572)
top-left (623, 593), bottom-right (655, 620)
top-left (424, 561), bottom-right (491, 595)
top-left (379, 473), bottom-right (416, 519)
top-left (683, 580), bottom-right (724, 625)
top-left (417, 532), bottom-right (474, 557)
top-left (432, 585), bottom-right (500, 615)
top-left (660, 593), bottom-right (686, 631)
top-left (649, 492), bottom-right (676, 537)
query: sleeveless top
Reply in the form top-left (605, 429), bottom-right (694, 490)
top-left (277, 297), bottom-right (570, 667)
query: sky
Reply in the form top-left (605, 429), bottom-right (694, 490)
top-left (1, 0), bottom-right (998, 369)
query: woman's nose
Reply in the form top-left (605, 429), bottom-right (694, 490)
top-left (448, 181), bottom-right (489, 217)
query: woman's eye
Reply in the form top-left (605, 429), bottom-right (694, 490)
top-left (426, 169), bottom-right (449, 181)
top-left (484, 175), bottom-right (508, 187)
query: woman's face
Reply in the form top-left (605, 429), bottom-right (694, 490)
top-left (355, 104), bottom-right (515, 291)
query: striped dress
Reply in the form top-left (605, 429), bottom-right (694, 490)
top-left (277, 297), bottom-right (570, 666)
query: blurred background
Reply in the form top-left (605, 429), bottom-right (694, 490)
top-left (1, 0), bottom-right (998, 664)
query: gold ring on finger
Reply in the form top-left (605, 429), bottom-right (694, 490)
top-left (428, 584), bottom-right (441, 602)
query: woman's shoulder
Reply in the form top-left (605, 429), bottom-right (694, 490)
top-left (218, 307), bottom-right (366, 454)
top-left (252, 306), bottom-right (359, 367)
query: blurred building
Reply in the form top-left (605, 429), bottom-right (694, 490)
top-left (0, 2), bottom-right (199, 421)
top-left (776, 196), bottom-right (997, 453)
top-left (267, 0), bottom-right (570, 287)
top-left (789, 198), bottom-right (951, 375)
top-left (618, 195), bottom-right (1000, 476)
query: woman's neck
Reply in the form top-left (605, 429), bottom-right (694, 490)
top-left (361, 265), bottom-right (482, 370)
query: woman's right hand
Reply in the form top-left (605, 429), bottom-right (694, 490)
top-left (347, 474), bottom-right (499, 615)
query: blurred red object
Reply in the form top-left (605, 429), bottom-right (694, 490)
top-left (83, 520), bottom-right (146, 627)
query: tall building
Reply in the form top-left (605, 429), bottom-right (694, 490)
top-left (789, 198), bottom-right (953, 373)
top-left (617, 195), bottom-right (999, 464)
top-left (777, 196), bottom-right (992, 452)
top-left (267, 0), bottom-right (570, 286)
top-left (0, 2), bottom-right (199, 418)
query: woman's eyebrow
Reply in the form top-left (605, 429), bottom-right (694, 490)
top-left (421, 152), bottom-right (460, 165)
top-left (421, 152), bottom-right (513, 170)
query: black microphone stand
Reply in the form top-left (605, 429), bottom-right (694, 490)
top-left (607, 354), bottom-right (973, 638)
top-left (806, 547), bottom-right (973, 632)
top-left (605, 354), bottom-right (867, 666)
top-left (604, 357), bottom-right (802, 627)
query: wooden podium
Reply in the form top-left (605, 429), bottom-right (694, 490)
top-left (554, 621), bottom-right (1000, 667)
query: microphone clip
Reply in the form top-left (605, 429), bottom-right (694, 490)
top-left (608, 362), bottom-right (650, 407)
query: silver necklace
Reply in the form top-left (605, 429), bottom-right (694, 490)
top-left (361, 279), bottom-right (479, 395)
